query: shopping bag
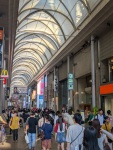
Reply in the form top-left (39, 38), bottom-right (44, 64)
top-left (25, 134), bottom-right (29, 144)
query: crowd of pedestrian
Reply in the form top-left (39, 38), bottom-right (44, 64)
top-left (0, 107), bottom-right (113, 150)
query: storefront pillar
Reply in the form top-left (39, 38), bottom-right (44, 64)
top-left (0, 77), bottom-right (4, 113)
top-left (54, 67), bottom-right (57, 112)
top-left (91, 35), bottom-right (96, 108)
top-left (97, 39), bottom-right (101, 107)
top-left (67, 56), bottom-right (73, 108)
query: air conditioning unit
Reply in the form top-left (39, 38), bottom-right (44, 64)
top-left (85, 87), bottom-right (92, 94)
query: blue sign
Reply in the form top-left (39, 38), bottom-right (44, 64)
top-left (68, 73), bottom-right (74, 90)
top-left (39, 95), bottom-right (43, 99)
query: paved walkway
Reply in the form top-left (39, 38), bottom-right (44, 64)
top-left (0, 128), bottom-right (57, 150)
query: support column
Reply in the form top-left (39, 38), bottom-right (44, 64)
top-left (97, 39), bottom-right (101, 107)
top-left (91, 35), bottom-right (96, 108)
top-left (54, 67), bottom-right (57, 112)
top-left (67, 56), bottom-right (71, 107)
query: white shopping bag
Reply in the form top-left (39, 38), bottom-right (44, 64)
top-left (25, 134), bottom-right (29, 144)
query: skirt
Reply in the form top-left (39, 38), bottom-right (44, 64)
top-left (56, 132), bottom-right (66, 143)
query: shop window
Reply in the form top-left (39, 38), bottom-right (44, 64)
top-left (86, 75), bottom-right (91, 87)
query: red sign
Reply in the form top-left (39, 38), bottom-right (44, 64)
top-left (3, 78), bottom-right (6, 85)
top-left (0, 30), bottom-right (3, 40)
top-left (100, 83), bottom-right (113, 95)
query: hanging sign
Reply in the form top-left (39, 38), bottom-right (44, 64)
top-left (3, 78), bottom-right (6, 84)
top-left (0, 69), bottom-right (9, 78)
top-left (0, 29), bottom-right (3, 40)
top-left (0, 27), bottom-right (4, 68)
top-left (68, 73), bottom-right (74, 90)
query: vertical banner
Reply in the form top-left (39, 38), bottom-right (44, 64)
top-left (68, 73), bottom-right (74, 90)
top-left (0, 27), bottom-right (4, 68)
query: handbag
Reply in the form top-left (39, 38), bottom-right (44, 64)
top-left (38, 123), bottom-right (45, 140)
top-left (25, 133), bottom-right (29, 144)
top-left (70, 127), bottom-right (83, 150)
top-left (105, 124), bottom-right (113, 143)
top-left (38, 128), bottom-right (45, 140)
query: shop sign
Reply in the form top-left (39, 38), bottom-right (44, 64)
top-left (100, 83), bottom-right (113, 95)
top-left (0, 69), bottom-right (9, 78)
top-left (68, 73), bottom-right (74, 90)
top-left (0, 29), bottom-right (3, 40)
top-left (0, 27), bottom-right (4, 68)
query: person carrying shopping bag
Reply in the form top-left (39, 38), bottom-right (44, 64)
top-left (25, 112), bottom-right (37, 150)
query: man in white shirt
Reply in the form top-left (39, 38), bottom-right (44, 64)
top-left (66, 113), bottom-right (84, 150)
top-left (95, 108), bottom-right (104, 126)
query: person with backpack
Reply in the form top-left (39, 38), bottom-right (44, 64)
top-left (41, 115), bottom-right (53, 150)
top-left (54, 115), bottom-right (66, 150)
top-left (66, 113), bottom-right (84, 150)
top-left (95, 108), bottom-right (104, 126)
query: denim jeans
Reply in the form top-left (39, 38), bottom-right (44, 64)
top-left (28, 133), bottom-right (36, 149)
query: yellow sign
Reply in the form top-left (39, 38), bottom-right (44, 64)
top-left (0, 69), bottom-right (8, 78)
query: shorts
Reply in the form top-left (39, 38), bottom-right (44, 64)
top-left (42, 139), bottom-right (51, 149)
top-left (56, 132), bottom-right (66, 143)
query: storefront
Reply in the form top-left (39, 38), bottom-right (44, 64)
top-left (100, 83), bottom-right (113, 115)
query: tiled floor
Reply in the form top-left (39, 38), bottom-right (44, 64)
top-left (0, 128), bottom-right (57, 150)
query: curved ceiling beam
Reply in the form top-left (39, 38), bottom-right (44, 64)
top-left (13, 56), bottom-right (43, 70)
top-left (15, 41), bottom-right (53, 57)
top-left (14, 48), bottom-right (48, 64)
top-left (12, 75), bottom-right (28, 83)
top-left (17, 20), bottom-right (60, 46)
top-left (12, 73), bottom-right (30, 82)
top-left (11, 75), bottom-right (28, 83)
top-left (13, 59), bottom-right (40, 72)
top-left (14, 48), bottom-right (48, 61)
top-left (13, 58), bottom-right (41, 72)
top-left (17, 10), bottom-right (67, 41)
top-left (15, 32), bottom-right (58, 51)
top-left (14, 50), bottom-right (45, 66)
top-left (83, 0), bottom-right (91, 13)
top-left (11, 79), bottom-right (26, 85)
top-left (12, 67), bottom-right (35, 78)
top-left (19, 8), bottom-right (74, 29)
top-left (59, 0), bottom-right (76, 28)
top-left (12, 68), bottom-right (34, 80)
top-left (11, 80), bottom-right (26, 87)
top-left (12, 70), bottom-right (33, 81)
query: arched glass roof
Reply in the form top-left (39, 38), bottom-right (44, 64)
top-left (11, 0), bottom-right (101, 88)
